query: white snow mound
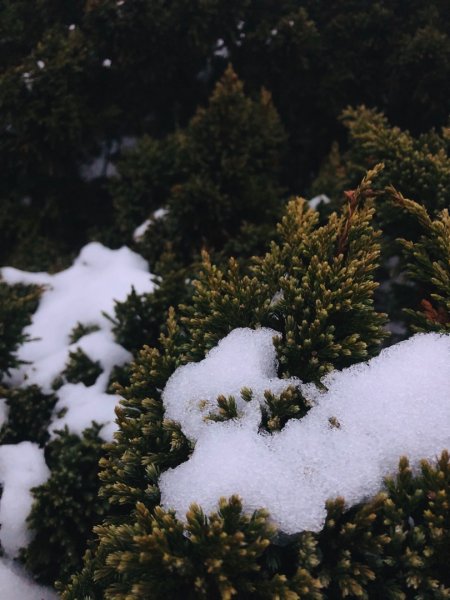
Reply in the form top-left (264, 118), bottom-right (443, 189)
top-left (160, 330), bottom-right (450, 534)
top-left (0, 442), bottom-right (49, 557)
top-left (1, 242), bottom-right (155, 440)
top-left (163, 328), bottom-right (298, 440)
top-left (1, 242), bottom-right (154, 392)
top-left (0, 558), bottom-right (57, 600)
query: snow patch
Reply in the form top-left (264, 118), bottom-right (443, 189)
top-left (0, 399), bottom-right (8, 429)
top-left (133, 208), bottom-right (168, 241)
top-left (1, 243), bottom-right (154, 440)
top-left (50, 382), bottom-right (120, 441)
top-left (308, 194), bottom-right (331, 210)
top-left (0, 443), bottom-right (49, 557)
top-left (1, 242), bottom-right (153, 392)
top-left (160, 330), bottom-right (450, 535)
top-left (133, 219), bottom-right (152, 241)
top-left (163, 328), bottom-right (297, 440)
top-left (0, 558), bottom-right (57, 600)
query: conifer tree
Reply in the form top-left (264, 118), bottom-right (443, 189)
top-left (62, 170), bottom-right (390, 597)
top-left (182, 165), bottom-right (387, 381)
top-left (312, 107), bottom-right (450, 333)
top-left (0, 385), bottom-right (56, 446)
top-left (312, 106), bottom-right (450, 218)
top-left (125, 64), bottom-right (287, 268)
top-left (110, 65), bottom-right (287, 352)
top-left (3, 1), bottom-right (450, 268)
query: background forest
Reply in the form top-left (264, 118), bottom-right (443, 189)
top-left (1, 1), bottom-right (450, 598)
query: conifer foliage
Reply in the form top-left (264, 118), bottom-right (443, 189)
top-left (23, 425), bottom-right (108, 587)
top-left (182, 165), bottom-right (387, 381)
top-left (1, 2), bottom-right (450, 597)
top-left (312, 106), bottom-right (450, 218)
top-left (0, 281), bottom-right (40, 378)
top-left (119, 65), bottom-right (287, 267)
top-left (110, 65), bottom-right (286, 353)
top-left (63, 171), bottom-right (391, 597)
top-left (389, 188), bottom-right (450, 333)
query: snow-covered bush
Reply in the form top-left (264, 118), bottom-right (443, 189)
top-left (0, 243), bottom-right (155, 589)
top-left (59, 169), bottom-right (450, 598)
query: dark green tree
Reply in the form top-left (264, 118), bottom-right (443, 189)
top-left (129, 65), bottom-right (287, 268)
top-left (109, 65), bottom-right (287, 352)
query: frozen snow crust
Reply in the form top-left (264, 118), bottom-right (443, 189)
top-left (160, 328), bottom-right (450, 535)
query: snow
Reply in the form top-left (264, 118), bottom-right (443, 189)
top-left (0, 242), bottom-right (156, 596)
top-left (0, 398), bottom-right (8, 428)
top-left (309, 194), bottom-right (331, 210)
top-left (133, 209), bottom-right (168, 241)
top-left (50, 382), bottom-right (120, 441)
top-left (133, 219), bottom-right (152, 241)
top-left (0, 558), bottom-right (57, 600)
top-left (214, 39), bottom-right (230, 59)
top-left (153, 207), bottom-right (167, 220)
top-left (163, 328), bottom-right (298, 440)
top-left (0, 443), bottom-right (49, 557)
top-left (2, 242), bottom-right (153, 392)
top-left (160, 330), bottom-right (450, 535)
top-left (1, 242), bottom-right (154, 440)
top-left (22, 72), bottom-right (33, 91)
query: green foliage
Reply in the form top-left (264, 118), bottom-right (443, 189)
top-left (0, 281), bottom-right (40, 378)
top-left (95, 497), bottom-right (277, 599)
top-left (64, 453), bottom-right (450, 599)
top-left (23, 425), bottom-right (108, 587)
top-left (4, 3), bottom-right (450, 595)
top-left (62, 170), bottom-right (393, 596)
top-left (0, 385), bottom-right (57, 446)
top-left (0, 0), bottom-right (246, 268)
top-left (389, 189), bottom-right (450, 333)
top-left (99, 308), bottom-right (191, 516)
top-left (231, 0), bottom-right (450, 190)
top-left (62, 348), bottom-right (103, 387)
top-left (311, 107), bottom-right (450, 333)
top-left (269, 167), bottom-right (388, 381)
top-left (181, 253), bottom-right (273, 362)
top-left (260, 386), bottom-right (311, 433)
top-left (3, 1), bottom-right (450, 268)
top-left (69, 322), bottom-right (100, 344)
top-left (109, 253), bottom-right (191, 355)
top-left (183, 166), bottom-right (388, 381)
top-left (135, 65), bottom-right (286, 268)
top-left (312, 106), bottom-right (450, 220)
top-left (294, 452), bottom-right (450, 598)
top-left (109, 66), bottom-right (286, 353)
top-left (205, 384), bottom-right (311, 433)
top-left (106, 363), bottom-right (131, 395)
top-left (110, 135), bottom-right (179, 238)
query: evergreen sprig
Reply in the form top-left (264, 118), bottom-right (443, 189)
top-left (389, 187), bottom-right (450, 333)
